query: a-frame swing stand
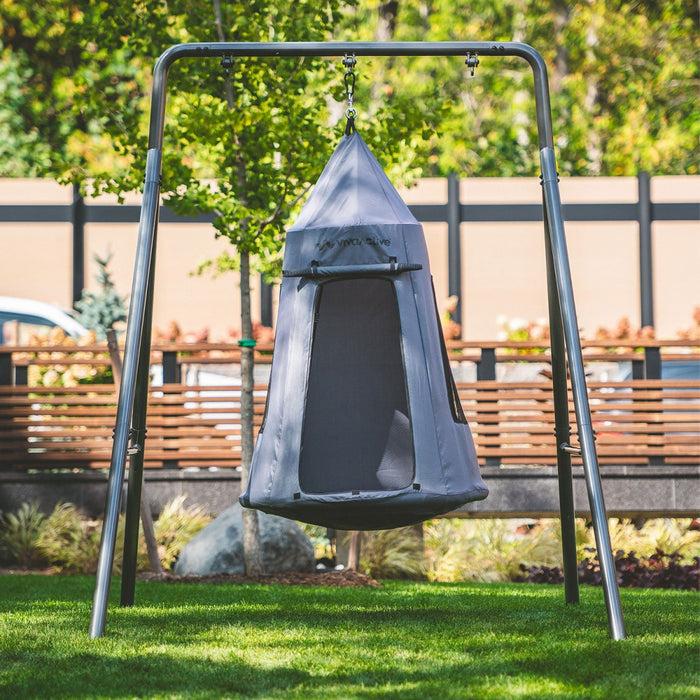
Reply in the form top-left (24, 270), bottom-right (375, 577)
top-left (88, 41), bottom-right (626, 641)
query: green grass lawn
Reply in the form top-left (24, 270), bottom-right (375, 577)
top-left (0, 575), bottom-right (697, 699)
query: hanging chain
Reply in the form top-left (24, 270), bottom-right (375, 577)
top-left (342, 54), bottom-right (358, 131)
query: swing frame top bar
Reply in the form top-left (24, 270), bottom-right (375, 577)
top-left (89, 41), bottom-right (626, 642)
top-left (148, 42), bottom-right (553, 149)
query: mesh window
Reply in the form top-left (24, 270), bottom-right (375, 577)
top-left (299, 278), bottom-right (415, 494)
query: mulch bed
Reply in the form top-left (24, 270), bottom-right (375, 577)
top-left (0, 567), bottom-right (382, 587)
top-left (138, 569), bottom-right (383, 588)
top-left (0, 567), bottom-right (56, 576)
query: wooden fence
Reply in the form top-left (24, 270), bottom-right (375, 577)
top-left (1, 340), bottom-right (697, 473)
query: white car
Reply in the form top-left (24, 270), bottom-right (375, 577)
top-left (0, 296), bottom-right (89, 345)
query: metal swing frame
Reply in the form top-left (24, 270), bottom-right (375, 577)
top-left (89, 41), bottom-right (626, 641)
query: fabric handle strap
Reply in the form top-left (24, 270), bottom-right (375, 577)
top-left (283, 262), bottom-right (422, 278)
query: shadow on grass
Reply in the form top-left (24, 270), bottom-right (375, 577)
top-left (0, 577), bottom-right (698, 699)
top-left (3, 637), bottom-right (696, 699)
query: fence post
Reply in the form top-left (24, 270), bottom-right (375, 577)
top-left (631, 358), bottom-right (645, 380)
top-left (638, 172), bottom-right (654, 329)
top-left (476, 347), bottom-right (496, 381)
top-left (476, 347), bottom-right (500, 467)
top-left (162, 350), bottom-right (181, 384)
top-left (71, 184), bottom-right (85, 307)
top-left (644, 346), bottom-right (662, 380)
top-left (15, 365), bottom-right (28, 386)
top-left (0, 350), bottom-right (11, 385)
top-left (260, 274), bottom-right (273, 328)
top-left (160, 349), bottom-right (180, 471)
top-left (447, 173), bottom-right (462, 330)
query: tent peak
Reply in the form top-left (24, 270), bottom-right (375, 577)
top-left (289, 131), bottom-right (419, 231)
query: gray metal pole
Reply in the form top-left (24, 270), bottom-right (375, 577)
top-left (89, 148), bottom-right (163, 639)
top-left (515, 43), bottom-right (624, 637)
top-left (540, 148), bottom-right (626, 640)
top-left (447, 172), bottom-right (462, 329)
top-left (120, 246), bottom-right (159, 606)
top-left (544, 215), bottom-right (579, 606)
top-left (638, 172), bottom-right (654, 329)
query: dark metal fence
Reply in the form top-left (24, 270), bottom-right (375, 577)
top-left (1, 174), bottom-right (697, 328)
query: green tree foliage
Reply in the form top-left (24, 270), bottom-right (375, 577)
top-left (0, 1), bottom-right (145, 181)
top-left (338, 0), bottom-right (699, 176)
top-left (0, 43), bottom-right (52, 176)
top-left (2, 2), bottom-right (697, 181)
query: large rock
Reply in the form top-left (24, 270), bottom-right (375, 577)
top-left (174, 504), bottom-right (315, 576)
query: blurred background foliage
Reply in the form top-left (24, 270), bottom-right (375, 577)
top-left (0, 0), bottom-right (697, 189)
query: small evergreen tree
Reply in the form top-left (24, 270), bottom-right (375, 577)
top-left (75, 252), bottom-right (128, 340)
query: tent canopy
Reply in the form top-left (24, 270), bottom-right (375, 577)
top-left (241, 131), bottom-right (488, 530)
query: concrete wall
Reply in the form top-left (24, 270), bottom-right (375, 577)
top-left (3, 466), bottom-right (697, 520)
top-left (1, 175), bottom-right (697, 340)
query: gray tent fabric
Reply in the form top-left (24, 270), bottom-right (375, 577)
top-left (240, 131), bottom-right (487, 530)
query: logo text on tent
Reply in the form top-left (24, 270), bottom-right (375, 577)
top-left (317, 237), bottom-right (392, 253)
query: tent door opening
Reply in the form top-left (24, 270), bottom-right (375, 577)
top-left (300, 277), bottom-right (414, 494)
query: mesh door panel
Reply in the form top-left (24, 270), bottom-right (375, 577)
top-left (299, 278), bottom-right (414, 494)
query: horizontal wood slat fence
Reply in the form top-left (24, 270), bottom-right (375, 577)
top-left (1, 340), bottom-right (698, 473)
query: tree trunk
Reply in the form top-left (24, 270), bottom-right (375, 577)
top-left (375, 1), bottom-right (398, 41)
top-left (551, 2), bottom-right (570, 94)
top-left (347, 531), bottom-right (362, 571)
top-left (369, 1), bottom-right (399, 105)
top-left (140, 497), bottom-right (163, 575)
top-left (239, 249), bottom-right (265, 575)
top-left (212, 0), bottom-right (264, 575)
top-left (583, 17), bottom-right (602, 174)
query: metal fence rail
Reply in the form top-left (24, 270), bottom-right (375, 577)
top-left (1, 173), bottom-right (697, 327)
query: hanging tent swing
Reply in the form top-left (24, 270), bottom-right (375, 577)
top-left (241, 128), bottom-right (488, 530)
top-left (89, 42), bottom-right (626, 642)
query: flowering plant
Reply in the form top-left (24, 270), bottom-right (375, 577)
top-left (22, 328), bottom-right (113, 388)
top-left (441, 296), bottom-right (461, 341)
top-left (496, 315), bottom-right (549, 354)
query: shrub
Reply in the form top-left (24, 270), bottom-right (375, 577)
top-left (358, 527), bottom-right (425, 580)
top-left (298, 523), bottom-right (335, 563)
top-left (37, 496), bottom-right (210, 574)
top-left (424, 518), bottom-right (562, 583)
top-left (36, 503), bottom-right (106, 574)
top-left (141, 495), bottom-right (211, 572)
top-left (1, 497), bottom-right (208, 575)
top-left (517, 549), bottom-right (699, 591)
top-left (0, 502), bottom-right (47, 568)
top-left (23, 328), bottom-right (114, 387)
top-left (422, 519), bottom-right (470, 582)
top-left (74, 251), bottom-right (128, 340)
top-left (607, 518), bottom-right (700, 561)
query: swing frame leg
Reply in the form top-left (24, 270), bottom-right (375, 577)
top-left (120, 247), bottom-right (158, 606)
top-left (540, 149), bottom-right (626, 640)
top-left (544, 221), bottom-right (579, 606)
top-left (88, 148), bottom-right (162, 639)
top-left (88, 40), bottom-right (625, 641)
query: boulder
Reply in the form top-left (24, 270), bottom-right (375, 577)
top-left (174, 504), bottom-right (315, 576)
